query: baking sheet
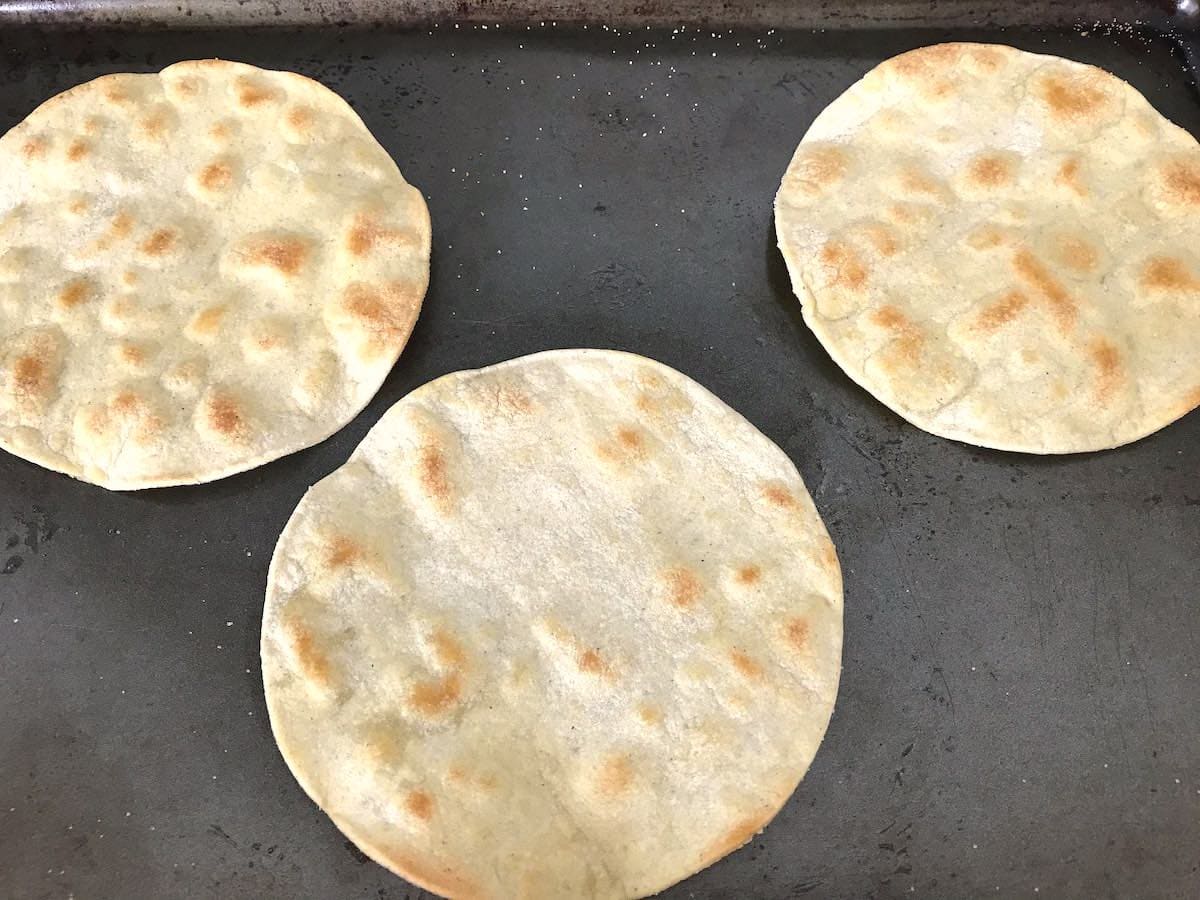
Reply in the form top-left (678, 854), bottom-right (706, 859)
top-left (1, 17), bottom-right (1198, 900)
top-left (0, 0), bottom-right (1195, 31)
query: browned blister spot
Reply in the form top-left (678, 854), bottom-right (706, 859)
top-left (335, 281), bottom-right (419, 354)
top-left (1139, 256), bottom-right (1200, 292)
top-left (418, 443), bottom-right (452, 510)
top-left (637, 703), bottom-right (663, 726)
top-left (1035, 70), bottom-right (1112, 122)
top-left (735, 564), bottom-right (762, 586)
top-left (21, 136), bottom-right (47, 160)
top-left (819, 240), bottom-right (868, 291)
top-left (596, 754), bottom-right (635, 797)
top-left (867, 306), bottom-right (928, 373)
top-left (729, 649), bottom-right (764, 680)
top-left (358, 721), bottom-right (405, 767)
top-left (5, 330), bottom-right (64, 414)
top-left (170, 75), bottom-right (200, 98)
top-left (404, 790), bottom-right (435, 821)
top-left (859, 223), bottom-right (900, 257)
top-left (139, 228), bottom-right (178, 258)
top-left (91, 211), bottom-right (135, 254)
top-left (968, 45), bottom-right (1006, 72)
top-left (869, 305), bottom-right (912, 332)
top-left (346, 212), bottom-right (421, 257)
top-left (661, 566), bottom-right (702, 610)
top-left (408, 673), bottom-right (462, 717)
top-left (887, 45), bottom-right (961, 100)
top-left (162, 358), bottom-right (206, 394)
top-left (68, 197), bottom-right (90, 216)
top-left (1053, 235), bottom-right (1099, 274)
top-left (286, 105), bottom-right (313, 133)
top-left (873, 304), bottom-right (926, 364)
top-left (635, 392), bottom-right (657, 415)
top-left (577, 648), bottom-right (611, 676)
top-left (897, 165), bottom-right (945, 198)
top-left (76, 404), bottom-right (111, 441)
top-left (966, 225), bottom-right (1008, 251)
top-left (209, 121), bottom-right (232, 142)
top-left (1056, 158), bottom-right (1087, 197)
top-left (891, 45), bottom-right (949, 77)
top-left (66, 139), bottom-right (89, 162)
top-left (187, 304), bottom-right (226, 340)
top-left (325, 535), bottom-right (364, 569)
top-left (240, 317), bottom-right (291, 360)
top-left (111, 390), bottom-right (145, 417)
top-left (596, 425), bottom-right (650, 466)
top-left (429, 629), bottom-right (466, 670)
top-left (884, 331), bottom-right (926, 369)
top-left (782, 616), bottom-right (810, 652)
top-left (633, 370), bottom-right (693, 421)
top-left (249, 329), bottom-right (284, 354)
top-left (1012, 249), bottom-right (1077, 332)
top-left (103, 391), bottom-right (163, 448)
top-left (12, 355), bottom-right (46, 401)
top-left (496, 386), bottom-right (532, 414)
top-left (115, 342), bottom-right (150, 370)
top-left (137, 109), bottom-right (170, 141)
top-left (617, 426), bottom-right (645, 454)
top-left (761, 483), bottom-right (797, 509)
top-left (110, 212), bottom-right (134, 237)
top-left (202, 389), bottom-right (249, 442)
top-left (198, 160), bottom-right (233, 192)
top-left (235, 75), bottom-right (280, 108)
top-left (966, 153), bottom-right (1015, 188)
top-left (102, 81), bottom-right (131, 105)
top-left (1159, 158), bottom-right (1200, 208)
top-left (1088, 337), bottom-right (1123, 404)
top-left (284, 618), bottom-right (334, 689)
top-left (237, 234), bottom-right (309, 277)
top-left (56, 278), bottom-right (95, 310)
top-left (886, 202), bottom-right (935, 228)
top-left (974, 290), bottom-right (1029, 332)
top-left (785, 145), bottom-right (847, 196)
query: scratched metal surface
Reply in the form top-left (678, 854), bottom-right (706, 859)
top-left (0, 0), bottom-right (1195, 30)
top-left (0, 21), bottom-right (1198, 900)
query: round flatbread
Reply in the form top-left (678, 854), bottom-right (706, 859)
top-left (0, 60), bottom-right (430, 489)
top-left (775, 42), bottom-right (1200, 453)
top-left (261, 349), bottom-right (842, 899)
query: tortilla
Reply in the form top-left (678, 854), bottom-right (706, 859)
top-left (0, 60), bottom-right (430, 488)
top-left (261, 349), bottom-right (843, 899)
top-left (775, 42), bottom-right (1200, 452)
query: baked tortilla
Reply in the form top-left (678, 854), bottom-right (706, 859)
top-left (262, 349), bottom-right (843, 898)
top-left (776, 43), bottom-right (1200, 452)
top-left (0, 60), bottom-right (430, 488)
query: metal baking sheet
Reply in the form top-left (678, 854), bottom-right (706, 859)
top-left (0, 0), bottom-right (1196, 31)
top-left (1, 12), bottom-right (1198, 900)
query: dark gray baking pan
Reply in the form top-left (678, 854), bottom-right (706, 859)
top-left (0, 2), bottom-right (1197, 898)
